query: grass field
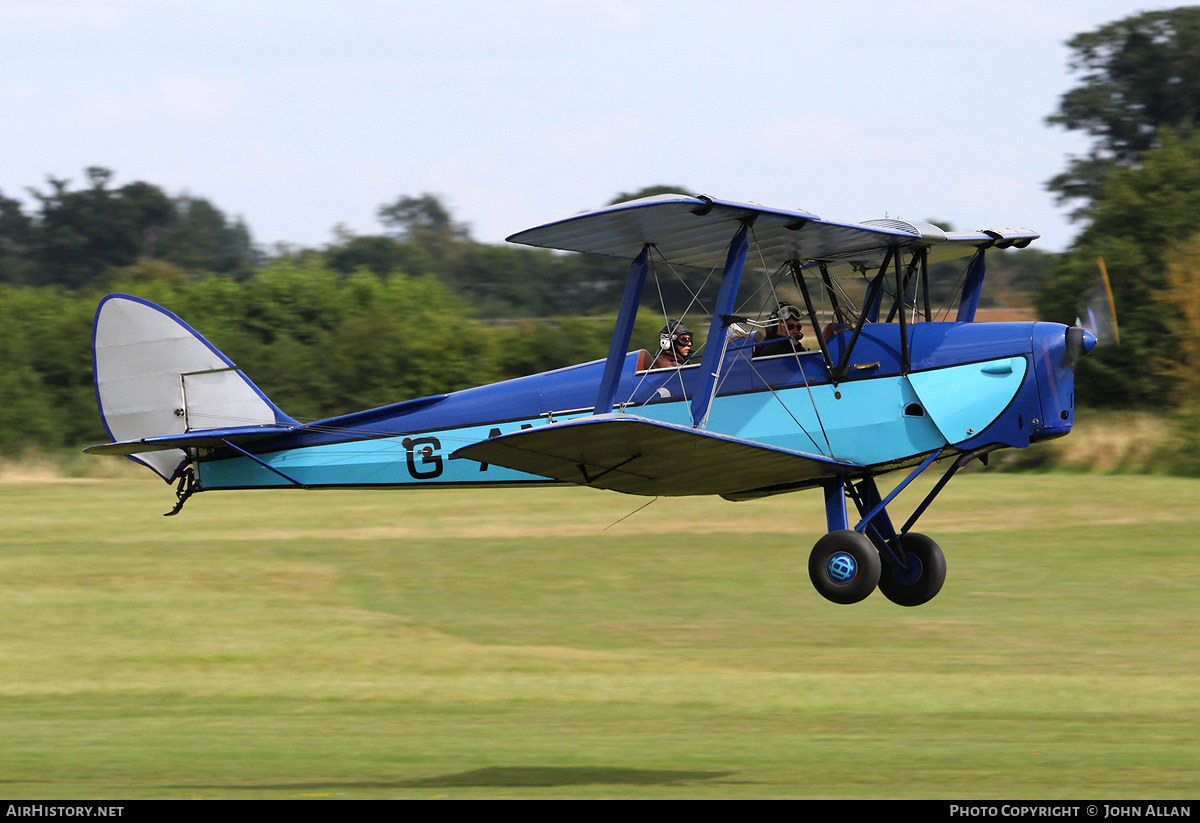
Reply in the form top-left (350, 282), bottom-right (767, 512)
top-left (0, 471), bottom-right (1197, 798)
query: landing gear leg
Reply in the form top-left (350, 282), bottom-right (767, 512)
top-left (842, 463), bottom-right (959, 607)
top-left (810, 469), bottom-right (954, 606)
top-left (810, 481), bottom-right (880, 604)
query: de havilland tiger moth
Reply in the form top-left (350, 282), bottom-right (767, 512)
top-left (86, 194), bottom-right (1095, 607)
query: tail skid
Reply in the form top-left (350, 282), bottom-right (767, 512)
top-left (88, 294), bottom-right (297, 482)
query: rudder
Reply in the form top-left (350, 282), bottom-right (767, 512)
top-left (90, 294), bottom-right (297, 482)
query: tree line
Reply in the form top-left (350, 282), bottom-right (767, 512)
top-left (0, 167), bottom-right (259, 287)
top-left (1038, 7), bottom-right (1200, 426)
top-left (0, 260), bottom-right (681, 455)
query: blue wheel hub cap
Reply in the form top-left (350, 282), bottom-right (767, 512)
top-left (827, 552), bottom-right (857, 583)
top-left (892, 556), bottom-right (923, 586)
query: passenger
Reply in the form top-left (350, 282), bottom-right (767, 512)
top-left (651, 319), bottom-right (693, 369)
top-left (754, 302), bottom-right (806, 357)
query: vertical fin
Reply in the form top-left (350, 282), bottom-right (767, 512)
top-left (91, 294), bottom-right (295, 482)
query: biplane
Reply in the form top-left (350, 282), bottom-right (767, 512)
top-left (85, 194), bottom-right (1095, 607)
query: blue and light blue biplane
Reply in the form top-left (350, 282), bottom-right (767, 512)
top-left (86, 194), bottom-right (1094, 607)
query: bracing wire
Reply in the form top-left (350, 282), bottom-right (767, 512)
top-left (709, 228), bottom-right (833, 456)
top-left (931, 255), bottom-right (973, 322)
top-left (603, 496), bottom-right (658, 530)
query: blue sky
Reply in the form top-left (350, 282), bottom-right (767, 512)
top-left (0, 0), bottom-right (1173, 253)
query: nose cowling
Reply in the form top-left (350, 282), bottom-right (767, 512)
top-left (1029, 323), bottom-right (1085, 443)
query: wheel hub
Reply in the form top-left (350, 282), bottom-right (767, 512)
top-left (826, 552), bottom-right (858, 583)
top-left (891, 555), bottom-right (924, 585)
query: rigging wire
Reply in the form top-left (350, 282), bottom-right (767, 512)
top-left (784, 265), bottom-right (835, 455)
top-left (716, 349), bottom-right (829, 456)
top-left (603, 496), bottom-right (658, 530)
top-left (707, 228), bottom-right (833, 455)
top-left (825, 266), bottom-right (864, 322)
top-left (643, 253), bottom-right (705, 422)
top-left (932, 255), bottom-right (973, 322)
top-left (651, 245), bottom-right (716, 324)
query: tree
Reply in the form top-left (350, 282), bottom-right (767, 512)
top-left (1161, 234), bottom-right (1200, 404)
top-left (156, 195), bottom-right (259, 276)
top-left (26, 168), bottom-right (174, 287)
top-left (324, 232), bottom-right (435, 279)
top-left (0, 188), bottom-right (33, 284)
top-left (1158, 235), bottom-right (1200, 474)
top-left (377, 193), bottom-right (471, 263)
top-left (0, 168), bottom-right (260, 287)
top-left (1038, 130), bottom-right (1200, 407)
top-left (1047, 7), bottom-right (1200, 218)
top-left (0, 284), bottom-right (107, 451)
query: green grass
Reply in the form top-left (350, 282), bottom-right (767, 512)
top-left (0, 473), bottom-right (1197, 798)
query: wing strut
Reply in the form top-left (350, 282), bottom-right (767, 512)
top-left (594, 244), bottom-right (650, 415)
top-left (830, 248), bottom-right (892, 382)
top-left (895, 246), bottom-right (909, 374)
top-left (789, 259), bottom-right (836, 377)
top-left (919, 248), bottom-right (932, 322)
top-left (818, 263), bottom-right (849, 325)
top-left (956, 249), bottom-right (987, 322)
top-left (690, 223), bottom-right (750, 428)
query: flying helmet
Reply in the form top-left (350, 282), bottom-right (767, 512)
top-left (659, 319), bottom-right (693, 351)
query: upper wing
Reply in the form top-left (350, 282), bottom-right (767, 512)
top-left (451, 413), bottom-right (861, 497)
top-left (506, 193), bottom-right (1037, 275)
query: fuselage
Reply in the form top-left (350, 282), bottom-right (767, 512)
top-left (194, 320), bottom-right (1078, 493)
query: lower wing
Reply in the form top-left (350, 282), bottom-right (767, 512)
top-left (451, 414), bottom-right (861, 498)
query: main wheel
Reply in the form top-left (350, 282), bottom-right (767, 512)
top-left (809, 530), bottom-right (881, 604)
top-left (877, 532), bottom-right (946, 607)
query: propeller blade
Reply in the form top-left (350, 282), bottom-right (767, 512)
top-left (1095, 257), bottom-right (1121, 345)
top-left (1075, 258), bottom-right (1121, 348)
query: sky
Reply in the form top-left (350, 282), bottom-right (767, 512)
top-left (0, 0), bottom-right (1178, 254)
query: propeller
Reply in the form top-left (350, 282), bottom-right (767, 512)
top-left (1074, 257), bottom-right (1121, 346)
top-left (1068, 257), bottom-right (1120, 367)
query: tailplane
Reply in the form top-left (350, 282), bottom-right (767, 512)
top-left (87, 294), bottom-right (297, 482)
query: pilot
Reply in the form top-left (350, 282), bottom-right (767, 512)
top-left (651, 319), bottom-right (693, 369)
top-left (754, 302), bottom-right (806, 357)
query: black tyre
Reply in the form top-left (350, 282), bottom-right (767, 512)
top-left (877, 532), bottom-right (946, 607)
top-left (808, 529), bottom-right (881, 604)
